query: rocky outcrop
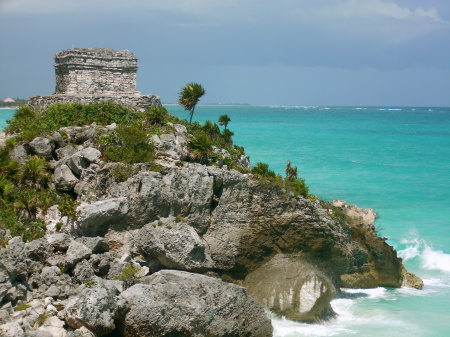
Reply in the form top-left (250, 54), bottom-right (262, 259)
top-left (333, 200), bottom-right (407, 288)
top-left (120, 270), bottom-right (273, 337)
top-left (64, 279), bottom-right (127, 335)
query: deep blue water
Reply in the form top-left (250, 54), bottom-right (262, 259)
top-left (2, 105), bottom-right (450, 336)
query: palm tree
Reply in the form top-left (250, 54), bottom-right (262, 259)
top-left (178, 83), bottom-right (206, 124)
top-left (218, 114), bottom-right (231, 130)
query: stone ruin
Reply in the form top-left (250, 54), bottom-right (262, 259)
top-left (29, 48), bottom-right (161, 111)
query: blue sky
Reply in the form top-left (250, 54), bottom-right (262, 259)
top-left (0, 0), bottom-right (449, 106)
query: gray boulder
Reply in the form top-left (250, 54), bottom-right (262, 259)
top-left (80, 147), bottom-right (101, 163)
top-left (55, 145), bottom-right (78, 160)
top-left (46, 233), bottom-right (72, 251)
top-left (120, 270), bottom-right (273, 337)
top-left (64, 280), bottom-right (127, 336)
top-left (54, 164), bottom-right (79, 191)
top-left (64, 241), bottom-right (92, 268)
top-left (10, 144), bottom-right (30, 163)
top-left (68, 152), bottom-right (88, 175)
top-left (29, 137), bottom-right (55, 160)
top-left (72, 259), bottom-right (95, 283)
top-left (66, 327), bottom-right (96, 337)
top-left (25, 238), bottom-right (54, 262)
top-left (0, 321), bottom-right (24, 337)
top-left (73, 198), bottom-right (129, 236)
top-left (75, 237), bottom-right (109, 254)
top-left (49, 131), bottom-right (66, 148)
top-left (134, 221), bottom-right (212, 271)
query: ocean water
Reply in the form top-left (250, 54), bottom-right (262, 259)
top-left (2, 105), bottom-right (450, 336)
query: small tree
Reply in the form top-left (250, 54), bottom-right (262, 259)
top-left (218, 114), bottom-right (231, 130)
top-left (178, 82), bottom-right (205, 124)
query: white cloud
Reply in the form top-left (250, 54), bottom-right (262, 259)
top-left (332, 0), bottom-right (443, 22)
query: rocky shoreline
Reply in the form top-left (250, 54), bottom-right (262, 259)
top-left (0, 119), bottom-right (423, 336)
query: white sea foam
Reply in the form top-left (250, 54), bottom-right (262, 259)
top-left (421, 246), bottom-right (450, 272)
top-left (398, 231), bottom-right (450, 273)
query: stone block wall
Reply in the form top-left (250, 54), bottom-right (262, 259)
top-left (54, 48), bottom-right (139, 95)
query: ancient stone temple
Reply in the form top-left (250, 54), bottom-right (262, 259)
top-left (29, 48), bottom-right (161, 111)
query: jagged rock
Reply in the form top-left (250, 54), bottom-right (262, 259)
top-left (238, 154), bottom-right (251, 169)
top-left (75, 128), bottom-right (97, 144)
top-left (120, 270), bottom-right (273, 337)
top-left (66, 326), bottom-right (96, 337)
top-left (134, 221), bottom-right (212, 271)
top-left (64, 279), bottom-right (127, 336)
top-left (55, 146), bottom-right (78, 161)
top-left (49, 131), bottom-right (66, 148)
top-left (0, 321), bottom-right (25, 337)
top-left (89, 253), bottom-right (116, 277)
top-left (243, 253), bottom-right (336, 322)
top-left (334, 200), bottom-right (406, 288)
top-left (79, 147), bottom-right (101, 163)
top-left (10, 144), bottom-right (30, 163)
top-left (173, 123), bottom-right (188, 137)
top-left (73, 198), bottom-right (129, 236)
top-left (54, 164), bottom-right (79, 192)
top-left (47, 234), bottom-right (72, 251)
top-left (68, 152), bottom-right (88, 175)
top-left (75, 237), bottom-right (109, 254)
top-left (29, 137), bottom-right (55, 160)
top-left (25, 238), bottom-right (54, 262)
top-left (27, 331), bottom-right (53, 337)
top-left (64, 241), bottom-right (92, 268)
top-left (40, 267), bottom-right (61, 287)
top-left (36, 316), bottom-right (67, 337)
top-left (0, 237), bottom-right (27, 281)
top-left (72, 260), bottom-right (95, 283)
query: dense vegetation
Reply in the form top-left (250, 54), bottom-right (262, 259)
top-left (250, 162), bottom-right (310, 198)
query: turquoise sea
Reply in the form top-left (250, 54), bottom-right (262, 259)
top-left (2, 106), bottom-right (450, 336)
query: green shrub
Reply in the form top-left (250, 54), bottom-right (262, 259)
top-left (36, 312), bottom-right (49, 326)
top-left (84, 279), bottom-right (97, 288)
top-left (111, 163), bottom-right (138, 182)
top-left (15, 303), bottom-right (31, 311)
top-left (285, 178), bottom-right (309, 198)
top-left (58, 193), bottom-right (79, 220)
top-left (114, 264), bottom-right (141, 282)
top-left (144, 107), bottom-right (169, 125)
top-left (189, 132), bottom-right (212, 163)
top-left (103, 124), bottom-right (154, 163)
top-left (251, 162), bottom-right (277, 178)
top-left (55, 222), bottom-right (63, 232)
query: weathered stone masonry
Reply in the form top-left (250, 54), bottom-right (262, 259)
top-left (29, 48), bottom-right (161, 111)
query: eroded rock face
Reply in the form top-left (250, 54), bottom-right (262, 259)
top-left (243, 254), bottom-right (336, 322)
top-left (333, 200), bottom-right (406, 288)
top-left (64, 279), bottom-right (127, 336)
top-left (120, 270), bottom-right (273, 337)
top-left (134, 220), bottom-right (213, 271)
